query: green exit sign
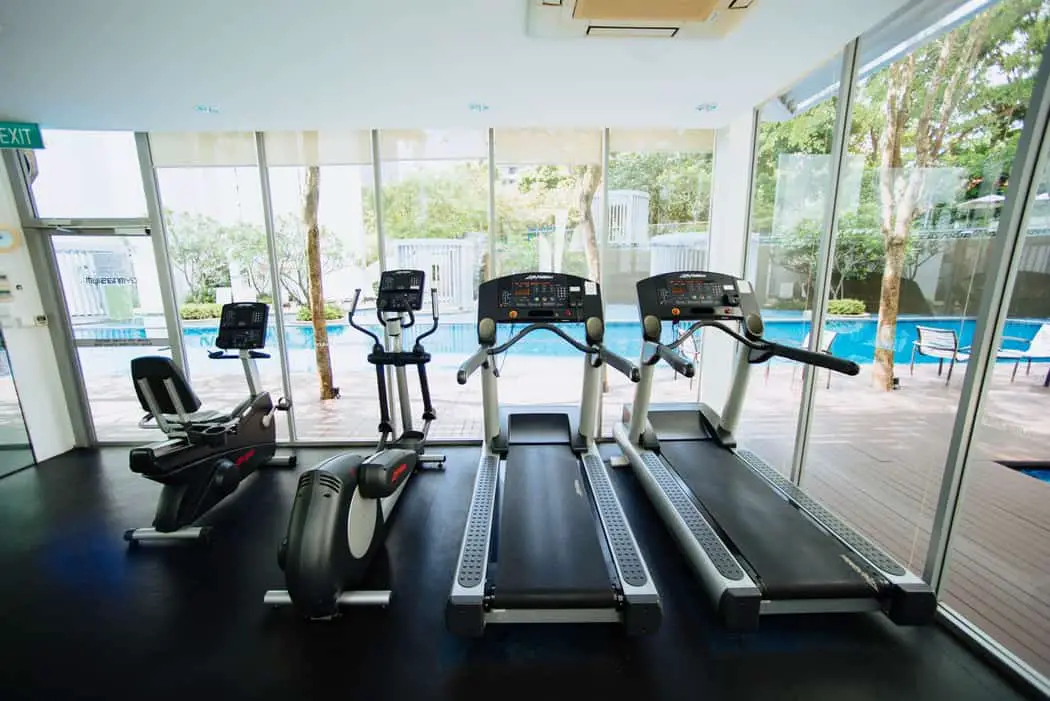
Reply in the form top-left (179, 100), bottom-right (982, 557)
top-left (0, 122), bottom-right (44, 149)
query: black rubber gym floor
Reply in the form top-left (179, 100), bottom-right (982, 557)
top-left (0, 446), bottom-right (1034, 700)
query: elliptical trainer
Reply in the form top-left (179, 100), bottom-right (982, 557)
top-left (125, 302), bottom-right (295, 545)
top-left (264, 269), bottom-right (445, 618)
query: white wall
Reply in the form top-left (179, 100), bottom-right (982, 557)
top-left (700, 111), bottom-right (757, 412)
top-left (0, 159), bottom-right (76, 461)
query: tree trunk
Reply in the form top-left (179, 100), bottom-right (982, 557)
top-left (575, 164), bottom-right (603, 283)
top-left (304, 166), bottom-right (336, 400)
top-left (873, 238), bottom-right (907, 389)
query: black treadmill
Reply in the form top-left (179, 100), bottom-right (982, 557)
top-left (447, 272), bottom-right (661, 636)
top-left (612, 271), bottom-right (938, 630)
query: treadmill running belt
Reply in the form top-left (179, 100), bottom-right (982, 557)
top-left (494, 444), bottom-right (616, 608)
top-left (659, 440), bottom-right (883, 600)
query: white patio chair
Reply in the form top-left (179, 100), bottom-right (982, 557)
top-left (911, 325), bottom-right (1024, 386)
top-left (1011, 323), bottom-right (1050, 387)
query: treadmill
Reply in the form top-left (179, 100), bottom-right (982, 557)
top-left (612, 271), bottom-right (937, 630)
top-left (447, 272), bottom-right (661, 637)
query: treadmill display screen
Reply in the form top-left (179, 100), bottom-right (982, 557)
top-left (502, 279), bottom-right (572, 309)
top-left (658, 278), bottom-right (734, 307)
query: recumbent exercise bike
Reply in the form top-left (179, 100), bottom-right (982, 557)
top-left (125, 302), bottom-right (295, 545)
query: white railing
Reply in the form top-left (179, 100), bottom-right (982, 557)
top-left (649, 232), bottom-right (709, 276)
top-left (594, 190), bottom-right (650, 246)
top-left (386, 237), bottom-right (484, 312)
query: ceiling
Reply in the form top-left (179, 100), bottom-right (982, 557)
top-left (0, 0), bottom-right (907, 132)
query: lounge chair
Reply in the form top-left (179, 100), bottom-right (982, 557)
top-left (1011, 323), bottom-right (1050, 386)
top-left (765, 330), bottom-right (839, 388)
top-left (911, 325), bottom-right (1025, 386)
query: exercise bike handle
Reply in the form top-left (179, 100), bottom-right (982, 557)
top-left (645, 341), bottom-right (695, 378)
top-left (415, 288), bottom-right (440, 348)
top-left (595, 344), bottom-right (640, 382)
top-left (457, 346), bottom-right (490, 384)
top-left (763, 341), bottom-right (860, 376)
top-left (347, 288), bottom-right (383, 348)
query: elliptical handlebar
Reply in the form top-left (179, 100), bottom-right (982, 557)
top-left (668, 320), bottom-right (859, 377)
top-left (415, 288), bottom-right (440, 349)
top-left (348, 288), bottom-right (383, 349)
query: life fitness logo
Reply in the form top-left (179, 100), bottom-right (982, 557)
top-left (523, 274), bottom-right (554, 280)
top-left (677, 273), bottom-right (707, 279)
top-left (234, 448), bottom-right (256, 467)
top-left (391, 463), bottom-right (409, 481)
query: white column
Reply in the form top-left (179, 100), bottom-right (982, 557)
top-left (0, 161), bottom-right (75, 460)
top-left (699, 110), bottom-right (757, 412)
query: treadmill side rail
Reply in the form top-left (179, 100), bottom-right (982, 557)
top-left (447, 452), bottom-right (500, 637)
top-left (580, 449), bottom-right (661, 635)
top-left (736, 449), bottom-right (936, 625)
top-left (613, 422), bottom-right (762, 630)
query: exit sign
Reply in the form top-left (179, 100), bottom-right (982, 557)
top-left (0, 122), bottom-right (44, 149)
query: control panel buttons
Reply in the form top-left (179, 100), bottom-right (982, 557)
top-left (671, 307), bottom-right (680, 317)
top-left (509, 310), bottom-right (518, 320)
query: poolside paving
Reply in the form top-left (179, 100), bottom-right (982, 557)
top-left (21, 355), bottom-right (1050, 678)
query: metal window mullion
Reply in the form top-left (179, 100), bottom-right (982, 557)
top-left (741, 107), bottom-right (762, 281)
top-left (487, 128), bottom-right (497, 280)
top-left (135, 133), bottom-right (188, 380)
top-left (924, 37), bottom-right (1050, 592)
top-left (789, 40), bottom-right (860, 485)
top-left (255, 132), bottom-right (297, 442)
top-left (598, 127), bottom-right (610, 435)
top-left (370, 129), bottom-right (398, 436)
top-left (32, 218), bottom-right (150, 232)
top-left (8, 149), bottom-right (40, 221)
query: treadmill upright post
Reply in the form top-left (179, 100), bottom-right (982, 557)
top-left (720, 343), bottom-right (752, 436)
top-left (579, 352), bottom-right (600, 440)
top-left (628, 360), bottom-right (656, 444)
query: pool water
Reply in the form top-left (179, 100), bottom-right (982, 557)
top-left (1021, 469), bottom-right (1050, 484)
top-left (76, 314), bottom-right (1049, 365)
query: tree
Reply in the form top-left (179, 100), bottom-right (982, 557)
top-left (164, 210), bottom-right (232, 302)
top-left (574, 164), bottom-right (603, 282)
top-left (303, 166), bottom-right (336, 401)
top-left (869, 11), bottom-right (994, 389)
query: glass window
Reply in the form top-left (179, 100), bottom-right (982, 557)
top-left (741, 55), bottom-right (842, 476)
top-left (603, 129), bottom-right (715, 432)
top-left (30, 130), bottom-right (147, 219)
top-left (152, 132), bottom-right (289, 441)
top-left (802, 1), bottom-right (1049, 677)
top-left (941, 2), bottom-right (1050, 674)
top-left (378, 129), bottom-right (489, 440)
top-left (264, 130), bottom-right (379, 442)
top-left (491, 129), bottom-right (604, 411)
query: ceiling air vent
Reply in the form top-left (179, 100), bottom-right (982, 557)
top-left (527, 0), bottom-right (758, 39)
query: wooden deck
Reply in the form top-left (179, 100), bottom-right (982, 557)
top-left (74, 356), bottom-right (1050, 679)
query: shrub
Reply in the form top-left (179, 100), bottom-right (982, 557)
top-left (296, 303), bottom-right (344, 322)
top-left (179, 303), bottom-right (223, 320)
top-left (257, 294), bottom-right (273, 305)
top-left (827, 298), bottom-right (866, 315)
top-left (773, 298), bottom-right (808, 311)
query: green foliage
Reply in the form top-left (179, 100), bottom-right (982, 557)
top-left (296, 304), bottom-right (344, 322)
top-left (184, 288), bottom-right (216, 304)
top-left (827, 298), bottom-right (866, 315)
top-left (607, 152), bottom-right (713, 226)
top-left (369, 162), bottom-right (489, 242)
top-left (164, 211), bottom-right (232, 303)
top-left (178, 303), bottom-right (223, 320)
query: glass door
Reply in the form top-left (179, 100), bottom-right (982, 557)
top-left (50, 232), bottom-right (173, 441)
top-left (0, 328), bottom-right (34, 475)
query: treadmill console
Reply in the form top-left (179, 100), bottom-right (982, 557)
top-left (216, 302), bottom-right (269, 350)
top-left (478, 273), bottom-right (602, 326)
top-left (376, 269), bottom-right (426, 312)
top-left (636, 272), bottom-right (762, 341)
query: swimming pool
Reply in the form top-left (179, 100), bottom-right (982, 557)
top-left (74, 314), bottom-right (1050, 365)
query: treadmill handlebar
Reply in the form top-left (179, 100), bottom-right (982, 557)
top-left (457, 346), bottom-right (489, 385)
top-left (763, 341), bottom-right (860, 376)
top-left (645, 341), bottom-right (694, 378)
top-left (679, 320), bottom-right (860, 377)
top-left (596, 344), bottom-right (640, 382)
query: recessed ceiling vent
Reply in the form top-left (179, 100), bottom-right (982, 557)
top-left (528, 0), bottom-right (758, 40)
